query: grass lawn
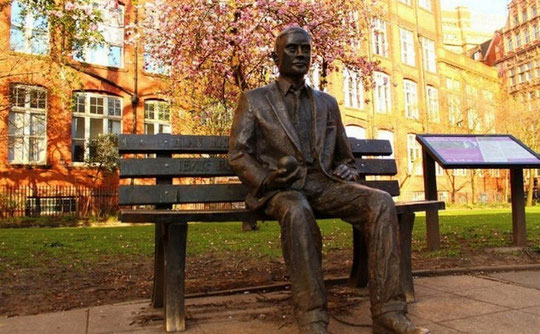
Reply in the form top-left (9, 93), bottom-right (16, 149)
top-left (1, 207), bottom-right (539, 272)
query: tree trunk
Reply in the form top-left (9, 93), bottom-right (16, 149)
top-left (526, 172), bottom-right (534, 206)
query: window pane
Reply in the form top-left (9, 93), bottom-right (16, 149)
top-left (29, 137), bottom-right (45, 162)
top-left (10, 26), bottom-right (25, 51)
top-left (108, 120), bottom-right (121, 134)
top-left (29, 113), bottom-right (46, 135)
top-left (72, 140), bottom-right (85, 162)
top-left (8, 111), bottom-right (25, 135)
top-left (144, 123), bottom-right (155, 135)
top-left (73, 117), bottom-right (85, 139)
top-left (8, 137), bottom-right (24, 162)
top-left (30, 30), bottom-right (48, 55)
top-left (90, 118), bottom-right (103, 138)
top-left (108, 46), bottom-right (122, 67)
top-left (107, 98), bottom-right (121, 116)
top-left (90, 97), bottom-right (104, 114)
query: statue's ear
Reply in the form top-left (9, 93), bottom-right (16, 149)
top-left (271, 51), bottom-right (279, 64)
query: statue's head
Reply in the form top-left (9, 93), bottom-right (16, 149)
top-left (271, 27), bottom-right (311, 79)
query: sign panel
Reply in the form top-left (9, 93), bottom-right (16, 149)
top-left (416, 135), bottom-right (540, 168)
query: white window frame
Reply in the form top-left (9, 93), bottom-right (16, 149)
top-left (419, 0), bottom-right (432, 11)
top-left (377, 130), bottom-right (394, 159)
top-left (407, 134), bottom-right (422, 175)
top-left (374, 72), bottom-right (391, 114)
top-left (144, 100), bottom-right (171, 134)
top-left (74, 1), bottom-right (124, 68)
top-left (345, 125), bottom-right (366, 139)
top-left (71, 92), bottom-right (123, 163)
top-left (426, 86), bottom-right (439, 123)
top-left (371, 19), bottom-right (388, 57)
top-left (403, 79), bottom-right (418, 119)
top-left (306, 63), bottom-right (322, 90)
top-left (448, 95), bottom-right (462, 127)
top-left (421, 37), bottom-right (436, 73)
top-left (8, 85), bottom-right (47, 164)
top-left (343, 68), bottom-right (364, 110)
top-left (10, 0), bottom-right (49, 55)
top-left (400, 28), bottom-right (415, 66)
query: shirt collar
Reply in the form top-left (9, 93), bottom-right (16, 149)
top-left (277, 76), bottom-right (306, 95)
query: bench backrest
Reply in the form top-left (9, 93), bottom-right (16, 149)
top-left (117, 134), bottom-right (398, 206)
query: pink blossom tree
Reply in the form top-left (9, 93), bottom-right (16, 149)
top-left (138, 0), bottom-right (381, 134)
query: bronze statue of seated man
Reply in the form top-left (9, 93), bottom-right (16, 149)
top-left (228, 26), bottom-right (429, 334)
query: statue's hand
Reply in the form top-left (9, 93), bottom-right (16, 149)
top-left (263, 165), bottom-right (301, 191)
top-left (333, 164), bottom-right (359, 181)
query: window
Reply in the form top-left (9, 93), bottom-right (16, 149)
top-left (490, 169), bottom-right (500, 177)
top-left (446, 78), bottom-right (461, 91)
top-left (426, 86), bottom-right (439, 123)
top-left (144, 48), bottom-right (170, 75)
top-left (371, 19), bottom-right (388, 57)
top-left (514, 14), bottom-right (519, 27)
top-left (399, 0), bottom-right (411, 5)
top-left (74, 1), bottom-right (124, 67)
top-left (343, 68), bottom-right (364, 109)
top-left (400, 28), bottom-right (415, 66)
top-left (419, 0), bottom-right (432, 12)
top-left (8, 85), bottom-right (47, 164)
top-left (436, 162), bottom-right (444, 176)
top-left (306, 64), bottom-right (321, 90)
top-left (468, 109), bottom-right (481, 132)
top-left (420, 37), bottom-right (436, 73)
top-left (407, 134), bottom-right (422, 175)
top-left (403, 79), bottom-right (418, 119)
top-left (509, 68), bottom-right (516, 85)
top-left (533, 6), bottom-right (537, 18)
top-left (373, 72), bottom-right (391, 114)
top-left (345, 125), bottom-right (366, 139)
top-left (377, 130), bottom-right (394, 159)
top-left (454, 169), bottom-right (467, 176)
top-left (535, 25), bottom-right (539, 40)
top-left (516, 31), bottom-right (521, 47)
top-left (525, 27), bottom-right (531, 44)
top-left (485, 108), bottom-right (496, 131)
top-left (10, 0), bottom-right (49, 55)
top-left (71, 92), bottom-right (122, 162)
top-left (448, 95), bottom-right (463, 127)
top-left (144, 100), bottom-right (171, 134)
top-left (522, 9), bottom-right (528, 22)
top-left (507, 36), bottom-right (513, 51)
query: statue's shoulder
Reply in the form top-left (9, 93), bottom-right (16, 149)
top-left (244, 83), bottom-right (275, 97)
top-left (311, 88), bottom-right (338, 105)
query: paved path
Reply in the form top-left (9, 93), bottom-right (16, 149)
top-left (1, 270), bottom-right (539, 333)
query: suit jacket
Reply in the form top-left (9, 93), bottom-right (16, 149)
top-left (228, 81), bottom-right (357, 210)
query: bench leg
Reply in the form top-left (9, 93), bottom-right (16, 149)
top-left (153, 224), bottom-right (165, 308)
top-left (398, 213), bottom-right (415, 303)
top-left (164, 223), bottom-right (188, 332)
top-left (348, 225), bottom-right (368, 288)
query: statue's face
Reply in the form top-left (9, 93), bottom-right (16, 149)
top-left (274, 31), bottom-right (311, 78)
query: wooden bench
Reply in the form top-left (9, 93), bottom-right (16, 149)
top-left (118, 133), bottom-right (445, 332)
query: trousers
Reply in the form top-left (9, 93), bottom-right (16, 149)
top-left (264, 171), bottom-right (406, 326)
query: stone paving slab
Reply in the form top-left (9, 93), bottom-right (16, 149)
top-left (0, 308), bottom-right (88, 334)
top-left (2, 272), bottom-right (540, 334)
top-left (486, 270), bottom-right (540, 289)
top-left (441, 310), bottom-right (540, 334)
top-left (451, 283), bottom-right (540, 309)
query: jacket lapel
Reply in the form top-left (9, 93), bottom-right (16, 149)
top-left (266, 83), bottom-right (302, 153)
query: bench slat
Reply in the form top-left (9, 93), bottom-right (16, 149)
top-left (119, 134), bottom-right (392, 156)
top-left (119, 158), bottom-right (397, 178)
top-left (119, 200), bottom-right (444, 223)
top-left (119, 180), bottom-right (400, 205)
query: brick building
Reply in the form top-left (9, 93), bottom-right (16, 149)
top-left (0, 0), bottom-right (510, 206)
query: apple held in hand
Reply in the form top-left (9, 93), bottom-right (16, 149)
top-left (277, 156), bottom-right (298, 175)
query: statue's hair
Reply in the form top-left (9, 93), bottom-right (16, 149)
top-left (274, 26), bottom-right (311, 52)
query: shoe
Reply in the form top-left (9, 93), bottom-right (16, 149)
top-left (373, 311), bottom-right (430, 334)
top-left (298, 321), bottom-right (327, 334)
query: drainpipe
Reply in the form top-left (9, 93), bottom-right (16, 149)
top-left (131, 5), bottom-right (139, 134)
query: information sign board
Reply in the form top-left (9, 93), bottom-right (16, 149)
top-left (416, 135), bottom-right (540, 168)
